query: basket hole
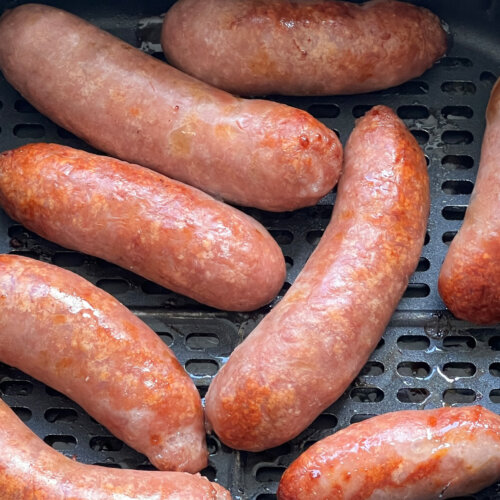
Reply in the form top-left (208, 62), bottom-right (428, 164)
top-left (360, 361), bottom-right (384, 376)
top-left (12, 407), bottom-right (32, 422)
top-left (46, 386), bottom-right (66, 398)
top-left (44, 408), bottom-right (78, 423)
top-left (256, 496), bottom-right (276, 500)
top-left (157, 332), bottom-right (174, 347)
top-left (96, 278), bottom-right (130, 294)
top-left (397, 105), bottom-right (429, 120)
top-left (441, 106), bottom-right (473, 120)
top-left (397, 362), bottom-right (431, 378)
top-left (14, 99), bottom-right (36, 113)
top-left (307, 104), bottom-right (340, 118)
top-left (94, 462), bottom-right (122, 469)
top-left (403, 283), bottom-right (430, 298)
top-left (44, 435), bottom-right (77, 450)
top-left (424, 232), bottom-right (430, 245)
top-left (442, 231), bottom-right (457, 245)
top-left (410, 130), bottom-right (429, 145)
top-left (442, 130), bottom-right (473, 145)
top-left (207, 436), bottom-right (219, 455)
top-left (383, 81), bottom-right (428, 95)
top-left (350, 387), bottom-right (384, 403)
top-left (441, 155), bottom-right (473, 170)
top-left (416, 257), bottom-right (430, 272)
top-left (397, 335), bottom-right (430, 350)
top-left (256, 465), bottom-right (286, 482)
top-left (490, 389), bottom-right (500, 403)
top-left (185, 360), bottom-right (218, 376)
top-left (352, 105), bottom-right (374, 118)
top-left (306, 230), bottom-right (323, 246)
top-left (443, 388), bottom-right (476, 403)
top-left (441, 81), bottom-right (476, 95)
top-left (52, 252), bottom-right (86, 267)
top-left (13, 124), bottom-right (45, 138)
top-left (198, 385), bottom-right (209, 398)
top-left (141, 280), bottom-right (169, 294)
top-left (490, 363), bottom-right (500, 376)
top-left (270, 230), bottom-right (293, 245)
top-left (185, 333), bottom-right (220, 350)
top-left (201, 465), bottom-right (216, 481)
top-left (438, 56), bottom-right (473, 68)
top-left (443, 336), bottom-right (476, 350)
top-left (442, 180), bottom-right (474, 195)
top-left (489, 336), bottom-right (500, 350)
top-left (442, 206), bottom-right (467, 220)
top-left (350, 413), bottom-right (376, 424)
top-left (310, 413), bottom-right (337, 430)
top-left (56, 126), bottom-right (79, 140)
top-left (397, 388), bottom-right (430, 403)
top-left (90, 436), bottom-right (123, 452)
top-left (8, 225), bottom-right (29, 238)
top-left (442, 362), bottom-right (476, 378)
top-left (375, 338), bottom-right (385, 350)
top-left (0, 380), bottom-right (33, 396)
top-left (284, 256), bottom-right (294, 270)
top-left (480, 71), bottom-right (496, 85)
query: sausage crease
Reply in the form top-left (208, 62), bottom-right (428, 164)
top-left (0, 254), bottom-right (206, 472)
top-left (205, 106), bottom-right (430, 451)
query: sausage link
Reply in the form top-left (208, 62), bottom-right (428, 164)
top-left (0, 399), bottom-right (230, 499)
top-left (162, 0), bottom-right (446, 96)
top-left (0, 3), bottom-right (342, 211)
top-left (278, 406), bottom-right (500, 500)
top-left (0, 143), bottom-right (286, 311)
top-left (438, 78), bottom-right (500, 324)
top-left (205, 106), bottom-right (429, 451)
top-left (0, 254), bottom-right (206, 472)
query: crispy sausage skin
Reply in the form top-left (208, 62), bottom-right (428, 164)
top-left (162, 0), bottom-right (447, 97)
top-left (0, 254), bottom-right (207, 473)
top-left (0, 143), bottom-right (286, 311)
top-left (0, 399), bottom-right (230, 500)
top-left (205, 106), bottom-right (429, 451)
top-left (278, 406), bottom-right (500, 500)
top-left (438, 79), bottom-right (500, 324)
top-left (0, 3), bottom-right (342, 212)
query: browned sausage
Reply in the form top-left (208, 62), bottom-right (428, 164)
top-left (204, 105), bottom-right (429, 451)
top-left (162, 0), bottom-right (447, 96)
top-left (0, 3), bottom-right (342, 211)
top-left (278, 406), bottom-right (500, 500)
top-left (0, 254), bottom-right (207, 473)
top-left (0, 143), bottom-right (286, 311)
top-left (438, 78), bottom-right (500, 324)
top-left (0, 398), bottom-right (230, 499)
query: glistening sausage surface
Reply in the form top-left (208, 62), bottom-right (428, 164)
top-left (0, 399), bottom-right (230, 499)
top-left (205, 106), bottom-right (430, 451)
top-left (0, 143), bottom-right (285, 311)
top-left (162, 0), bottom-right (447, 96)
top-left (438, 78), bottom-right (500, 324)
top-left (0, 3), bottom-right (342, 211)
top-left (278, 406), bottom-right (500, 500)
top-left (0, 254), bottom-right (206, 473)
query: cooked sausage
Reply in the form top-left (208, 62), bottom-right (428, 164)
top-left (438, 78), bottom-right (500, 324)
top-left (204, 106), bottom-right (430, 451)
top-left (162, 0), bottom-right (447, 97)
top-left (0, 143), bottom-right (286, 311)
top-left (278, 406), bottom-right (500, 500)
top-left (0, 399), bottom-right (230, 499)
top-left (0, 254), bottom-right (207, 473)
top-left (0, 3), bottom-right (342, 211)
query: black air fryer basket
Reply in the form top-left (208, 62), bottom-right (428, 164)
top-left (0, 1), bottom-right (499, 498)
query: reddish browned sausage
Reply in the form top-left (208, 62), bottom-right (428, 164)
top-left (0, 254), bottom-right (207, 473)
top-left (162, 0), bottom-right (447, 96)
top-left (0, 399), bottom-right (230, 499)
top-left (278, 406), bottom-right (500, 500)
top-left (0, 3), bottom-right (342, 211)
top-left (205, 106), bottom-right (429, 451)
top-left (438, 78), bottom-right (500, 324)
top-left (0, 143), bottom-right (286, 311)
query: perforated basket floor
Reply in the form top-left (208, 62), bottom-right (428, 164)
top-left (0, 0), bottom-right (499, 498)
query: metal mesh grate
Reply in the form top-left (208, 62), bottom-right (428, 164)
top-left (0, 0), bottom-right (499, 498)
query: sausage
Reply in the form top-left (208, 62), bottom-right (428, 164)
top-left (0, 254), bottom-right (207, 473)
top-left (0, 3), bottom-right (342, 212)
top-left (204, 105), bottom-right (430, 451)
top-left (0, 399), bottom-right (230, 500)
top-left (0, 143), bottom-right (286, 311)
top-left (162, 0), bottom-right (447, 97)
top-left (278, 406), bottom-right (500, 500)
top-left (438, 78), bottom-right (500, 324)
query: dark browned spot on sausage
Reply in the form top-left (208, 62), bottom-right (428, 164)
top-left (299, 135), bottom-right (310, 148)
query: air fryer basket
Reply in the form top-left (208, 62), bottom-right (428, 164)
top-left (0, 0), bottom-right (499, 498)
